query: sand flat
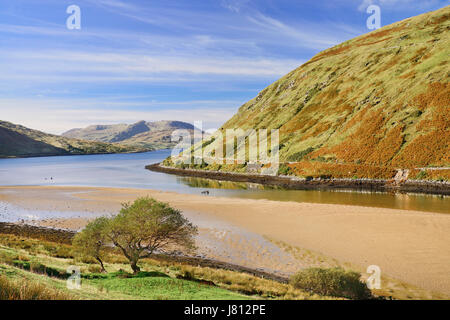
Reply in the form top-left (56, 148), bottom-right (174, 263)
top-left (0, 185), bottom-right (449, 296)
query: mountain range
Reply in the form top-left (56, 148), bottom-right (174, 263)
top-left (62, 120), bottom-right (201, 150)
top-left (0, 120), bottom-right (144, 158)
top-left (0, 120), bottom-right (200, 158)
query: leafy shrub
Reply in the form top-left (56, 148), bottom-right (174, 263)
top-left (73, 197), bottom-right (198, 274)
top-left (278, 164), bottom-right (292, 176)
top-left (29, 261), bottom-right (46, 274)
top-left (288, 147), bottom-right (315, 162)
top-left (415, 170), bottom-right (427, 180)
top-left (43, 244), bottom-right (74, 259)
top-left (290, 268), bottom-right (371, 300)
top-left (108, 197), bottom-right (197, 274)
top-left (177, 269), bottom-right (195, 281)
top-left (88, 265), bottom-right (103, 273)
top-left (73, 217), bottom-right (110, 273)
top-left (0, 251), bottom-right (18, 265)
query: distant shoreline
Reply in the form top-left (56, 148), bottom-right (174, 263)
top-left (146, 163), bottom-right (450, 196)
top-left (0, 149), bottom-right (154, 159)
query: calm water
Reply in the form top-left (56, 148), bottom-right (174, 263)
top-left (0, 150), bottom-right (448, 214)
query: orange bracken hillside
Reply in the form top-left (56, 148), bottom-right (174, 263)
top-left (167, 6), bottom-right (450, 181)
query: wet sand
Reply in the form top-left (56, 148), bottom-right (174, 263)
top-left (0, 185), bottom-right (449, 297)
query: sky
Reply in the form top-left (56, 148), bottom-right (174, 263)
top-left (0, 0), bottom-right (448, 134)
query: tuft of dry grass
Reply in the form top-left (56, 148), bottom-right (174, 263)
top-left (170, 264), bottom-right (329, 300)
top-left (0, 233), bottom-right (334, 300)
top-left (0, 275), bottom-right (74, 300)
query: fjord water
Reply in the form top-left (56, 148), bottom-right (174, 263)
top-left (0, 150), bottom-right (448, 214)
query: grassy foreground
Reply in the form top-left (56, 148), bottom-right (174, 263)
top-left (0, 233), bottom-right (333, 300)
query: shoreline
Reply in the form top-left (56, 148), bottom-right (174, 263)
top-left (0, 149), bottom-right (154, 160)
top-left (0, 222), bottom-right (288, 284)
top-left (0, 185), bottom-right (449, 297)
top-left (146, 163), bottom-right (450, 196)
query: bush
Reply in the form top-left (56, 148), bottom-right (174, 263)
top-left (278, 164), bottom-right (292, 176)
top-left (290, 268), bottom-right (371, 300)
top-left (73, 217), bottom-right (110, 273)
top-left (415, 170), bottom-right (427, 180)
top-left (106, 197), bottom-right (197, 274)
top-left (29, 261), bottom-right (46, 274)
top-left (288, 147), bottom-right (315, 162)
top-left (88, 265), bottom-right (103, 273)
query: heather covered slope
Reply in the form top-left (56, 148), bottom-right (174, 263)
top-left (169, 7), bottom-right (449, 181)
top-left (0, 121), bottom-right (144, 158)
top-left (63, 120), bottom-right (200, 150)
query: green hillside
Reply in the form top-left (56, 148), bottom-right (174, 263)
top-left (166, 6), bottom-right (449, 181)
top-left (0, 121), bottom-right (145, 158)
top-left (0, 232), bottom-right (335, 300)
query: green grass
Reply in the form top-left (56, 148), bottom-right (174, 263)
top-left (0, 256), bottom-right (247, 300)
top-left (4, 231), bottom-right (443, 300)
top-left (0, 233), bottom-right (330, 300)
top-left (0, 275), bottom-right (73, 300)
top-left (85, 271), bottom-right (247, 300)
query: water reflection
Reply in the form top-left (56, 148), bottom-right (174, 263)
top-left (177, 177), bottom-right (282, 190)
top-left (177, 177), bottom-right (449, 214)
top-left (0, 150), bottom-right (448, 214)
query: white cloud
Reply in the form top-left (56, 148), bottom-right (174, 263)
top-left (0, 49), bottom-right (303, 85)
top-left (0, 98), bottom-right (238, 134)
top-left (96, 0), bottom-right (137, 10)
top-left (221, 0), bottom-right (251, 13)
top-left (0, 0), bottom-right (378, 136)
top-left (246, 13), bottom-right (361, 50)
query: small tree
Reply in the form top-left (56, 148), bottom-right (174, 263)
top-left (72, 217), bottom-right (110, 273)
top-left (107, 197), bottom-right (198, 274)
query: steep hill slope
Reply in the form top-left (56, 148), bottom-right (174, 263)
top-left (167, 6), bottom-right (449, 181)
top-left (63, 120), bottom-right (200, 150)
top-left (0, 121), bottom-right (144, 158)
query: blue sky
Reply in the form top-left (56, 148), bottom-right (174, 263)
top-left (0, 0), bottom-right (448, 134)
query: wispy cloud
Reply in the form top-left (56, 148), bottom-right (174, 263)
top-left (221, 0), bottom-right (251, 13)
top-left (246, 13), bottom-right (360, 50)
top-left (1, 0), bottom-right (446, 134)
top-left (0, 97), bottom-right (238, 134)
top-left (95, 0), bottom-right (138, 10)
top-left (357, 0), bottom-right (445, 12)
top-left (0, 49), bottom-right (303, 85)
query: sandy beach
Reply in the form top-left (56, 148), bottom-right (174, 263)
top-left (0, 185), bottom-right (449, 298)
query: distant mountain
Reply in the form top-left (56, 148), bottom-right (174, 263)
top-left (0, 120), bottom-right (145, 158)
top-left (63, 120), bottom-right (201, 150)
